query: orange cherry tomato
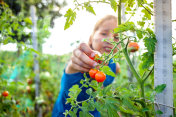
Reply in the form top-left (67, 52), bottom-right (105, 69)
top-left (128, 42), bottom-right (139, 52)
top-left (89, 69), bottom-right (98, 79)
top-left (95, 71), bottom-right (106, 82)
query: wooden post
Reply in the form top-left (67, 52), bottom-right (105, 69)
top-left (154, 0), bottom-right (173, 116)
top-left (30, 5), bottom-right (42, 117)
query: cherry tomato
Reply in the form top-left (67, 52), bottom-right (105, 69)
top-left (95, 71), bottom-right (106, 82)
top-left (128, 42), bottom-right (139, 52)
top-left (89, 69), bottom-right (98, 79)
top-left (26, 86), bottom-right (31, 93)
top-left (89, 54), bottom-right (102, 64)
top-left (2, 91), bottom-right (9, 97)
top-left (27, 78), bottom-right (33, 85)
top-left (94, 54), bottom-right (102, 64)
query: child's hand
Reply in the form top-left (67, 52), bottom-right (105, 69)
top-left (65, 43), bottom-right (98, 74)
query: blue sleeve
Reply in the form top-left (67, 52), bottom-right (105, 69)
top-left (52, 70), bottom-right (84, 117)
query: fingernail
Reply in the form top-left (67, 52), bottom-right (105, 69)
top-left (93, 62), bottom-right (98, 67)
top-left (91, 53), bottom-right (95, 58)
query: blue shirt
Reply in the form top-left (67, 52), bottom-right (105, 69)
top-left (52, 59), bottom-right (116, 117)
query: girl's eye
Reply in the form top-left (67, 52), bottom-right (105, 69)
top-left (114, 36), bottom-right (119, 40)
top-left (101, 33), bottom-right (107, 36)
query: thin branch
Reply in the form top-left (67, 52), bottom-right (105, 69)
top-left (145, 99), bottom-right (176, 109)
top-left (142, 66), bottom-right (154, 83)
top-left (140, 3), bottom-right (153, 16)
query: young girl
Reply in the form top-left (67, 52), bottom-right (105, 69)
top-left (52, 15), bottom-right (120, 117)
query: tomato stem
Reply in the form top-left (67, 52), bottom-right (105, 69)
top-left (117, 1), bottom-right (150, 116)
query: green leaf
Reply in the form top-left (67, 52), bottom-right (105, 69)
top-left (84, 3), bottom-right (96, 15)
top-left (136, 30), bottom-right (143, 39)
top-left (108, 0), bottom-right (117, 12)
top-left (87, 100), bottom-right (95, 111)
top-left (100, 66), bottom-right (116, 77)
top-left (140, 52), bottom-right (154, 69)
top-left (142, 108), bottom-right (149, 112)
top-left (141, 6), bottom-right (152, 20)
top-left (64, 8), bottom-right (76, 30)
top-left (103, 85), bottom-right (112, 95)
top-left (79, 111), bottom-right (93, 117)
top-left (95, 101), bottom-right (103, 111)
top-left (137, 21), bottom-right (145, 27)
top-left (105, 102), bottom-right (119, 117)
top-left (82, 101), bottom-right (88, 111)
top-left (143, 37), bottom-right (156, 54)
top-left (137, 0), bottom-right (143, 7)
top-left (68, 84), bottom-right (82, 98)
top-left (86, 88), bottom-right (93, 95)
top-left (69, 110), bottom-right (77, 117)
top-left (154, 84), bottom-right (166, 94)
top-left (24, 17), bottom-right (32, 25)
top-left (26, 48), bottom-right (40, 55)
top-left (114, 22), bottom-right (135, 33)
top-left (156, 110), bottom-right (163, 114)
top-left (89, 80), bottom-right (98, 91)
top-left (106, 97), bottom-right (120, 104)
top-left (126, 0), bottom-right (135, 8)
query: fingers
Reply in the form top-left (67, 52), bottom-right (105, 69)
top-left (70, 60), bottom-right (90, 72)
top-left (71, 56), bottom-right (92, 69)
top-left (66, 43), bottom-right (99, 73)
top-left (73, 48), bottom-right (98, 67)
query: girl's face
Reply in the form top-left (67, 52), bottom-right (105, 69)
top-left (90, 19), bottom-right (119, 54)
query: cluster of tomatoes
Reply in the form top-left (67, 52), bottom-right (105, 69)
top-left (88, 53), bottom-right (106, 83)
top-left (89, 69), bottom-right (106, 82)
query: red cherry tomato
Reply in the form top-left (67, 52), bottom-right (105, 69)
top-left (89, 69), bottom-right (98, 79)
top-left (2, 91), bottom-right (9, 97)
top-left (128, 42), bottom-right (139, 52)
top-left (89, 54), bottom-right (102, 64)
top-left (27, 78), bottom-right (33, 85)
top-left (95, 71), bottom-right (106, 82)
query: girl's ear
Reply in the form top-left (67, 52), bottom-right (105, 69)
top-left (88, 35), bottom-right (93, 49)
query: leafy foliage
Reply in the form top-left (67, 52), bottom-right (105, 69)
top-left (64, 8), bottom-right (77, 30)
top-left (114, 22), bottom-right (135, 33)
top-left (108, 0), bottom-right (118, 12)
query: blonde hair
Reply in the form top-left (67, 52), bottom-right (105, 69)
top-left (89, 15), bottom-right (117, 49)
